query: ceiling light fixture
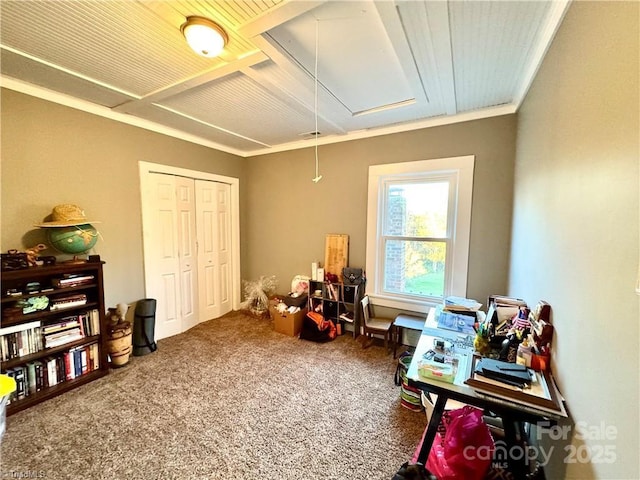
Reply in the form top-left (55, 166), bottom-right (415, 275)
top-left (181, 16), bottom-right (228, 58)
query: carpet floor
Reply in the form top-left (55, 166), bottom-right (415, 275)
top-left (1, 311), bottom-right (426, 479)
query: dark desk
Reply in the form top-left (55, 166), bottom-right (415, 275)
top-left (392, 313), bottom-right (425, 358)
top-left (407, 309), bottom-right (567, 478)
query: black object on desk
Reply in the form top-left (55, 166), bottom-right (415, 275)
top-left (475, 358), bottom-right (532, 387)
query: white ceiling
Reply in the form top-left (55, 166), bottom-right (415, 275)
top-left (0, 0), bottom-right (570, 157)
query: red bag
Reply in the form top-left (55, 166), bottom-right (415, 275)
top-left (426, 406), bottom-right (494, 480)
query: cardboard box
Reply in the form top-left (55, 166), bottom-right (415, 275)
top-left (269, 301), bottom-right (306, 337)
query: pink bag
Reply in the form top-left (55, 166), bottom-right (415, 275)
top-left (425, 406), bottom-right (494, 480)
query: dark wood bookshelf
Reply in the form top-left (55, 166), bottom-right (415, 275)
top-left (1, 261), bottom-right (109, 414)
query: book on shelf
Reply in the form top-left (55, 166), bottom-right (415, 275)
top-left (0, 320), bottom-right (42, 336)
top-left (51, 274), bottom-right (94, 288)
top-left (43, 316), bottom-right (82, 334)
top-left (64, 351), bottom-right (74, 381)
top-left (13, 367), bottom-right (26, 400)
top-left (49, 293), bottom-right (87, 311)
top-left (26, 362), bottom-right (37, 395)
top-left (34, 361), bottom-right (43, 392)
top-left (81, 348), bottom-right (88, 374)
top-left (42, 315), bottom-right (85, 338)
top-left (339, 311), bottom-right (354, 323)
top-left (65, 345), bottom-right (95, 380)
top-left (73, 349), bottom-right (82, 378)
top-left (43, 328), bottom-right (84, 349)
top-left (56, 356), bottom-right (65, 385)
top-left (45, 357), bottom-right (58, 387)
top-left (91, 309), bottom-right (100, 335)
top-left (91, 343), bottom-right (99, 370)
top-left (326, 283), bottom-right (339, 300)
top-left (0, 321), bottom-right (42, 361)
top-left (78, 309), bottom-right (101, 337)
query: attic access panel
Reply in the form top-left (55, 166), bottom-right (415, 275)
top-left (266, 1), bottom-right (414, 117)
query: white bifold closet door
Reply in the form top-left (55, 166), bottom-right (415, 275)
top-left (195, 179), bottom-right (232, 322)
top-left (144, 173), bottom-right (231, 340)
top-left (176, 176), bottom-right (199, 332)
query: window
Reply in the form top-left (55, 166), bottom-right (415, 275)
top-left (366, 156), bottom-right (474, 313)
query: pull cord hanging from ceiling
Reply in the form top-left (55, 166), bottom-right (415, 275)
top-left (312, 19), bottom-right (322, 183)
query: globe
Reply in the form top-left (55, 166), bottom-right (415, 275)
top-left (47, 224), bottom-right (99, 254)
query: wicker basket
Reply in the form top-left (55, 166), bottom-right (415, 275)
top-left (106, 323), bottom-right (132, 367)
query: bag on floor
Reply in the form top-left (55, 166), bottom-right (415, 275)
top-left (299, 311), bottom-right (336, 342)
top-left (394, 351), bottom-right (424, 412)
top-left (425, 405), bottom-right (494, 480)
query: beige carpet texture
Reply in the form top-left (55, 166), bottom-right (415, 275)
top-left (1, 311), bottom-right (426, 479)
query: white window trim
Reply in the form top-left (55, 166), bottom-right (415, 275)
top-left (366, 155), bottom-right (475, 314)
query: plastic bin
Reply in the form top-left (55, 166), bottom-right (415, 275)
top-left (0, 374), bottom-right (17, 444)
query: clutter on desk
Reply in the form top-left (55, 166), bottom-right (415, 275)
top-left (443, 295), bottom-right (482, 312)
top-left (474, 296), bottom-right (553, 372)
top-left (465, 355), bottom-right (566, 415)
top-left (418, 353), bottom-right (458, 384)
top-left (416, 336), bottom-right (463, 384)
top-left (435, 296), bottom-right (482, 335)
top-left (435, 305), bottom-right (478, 335)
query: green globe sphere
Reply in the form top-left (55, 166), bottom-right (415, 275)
top-left (47, 224), bottom-right (99, 254)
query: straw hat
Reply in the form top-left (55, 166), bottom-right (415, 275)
top-left (35, 204), bottom-right (100, 228)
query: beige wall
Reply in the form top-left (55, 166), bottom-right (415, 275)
top-left (1, 91), bottom-right (516, 315)
top-left (0, 89), bottom-right (247, 308)
top-left (511, 2), bottom-right (639, 479)
top-left (244, 115), bottom-right (517, 310)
